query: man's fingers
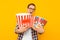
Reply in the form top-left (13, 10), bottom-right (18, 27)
top-left (24, 26), bottom-right (28, 29)
top-left (18, 25), bottom-right (29, 30)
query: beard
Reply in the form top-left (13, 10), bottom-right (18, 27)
top-left (30, 12), bottom-right (33, 14)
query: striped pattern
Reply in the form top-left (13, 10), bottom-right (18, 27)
top-left (16, 13), bottom-right (32, 27)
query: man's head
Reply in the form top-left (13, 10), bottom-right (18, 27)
top-left (27, 3), bottom-right (36, 14)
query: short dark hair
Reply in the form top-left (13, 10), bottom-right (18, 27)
top-left (27, 3), bottom-right (36, 8)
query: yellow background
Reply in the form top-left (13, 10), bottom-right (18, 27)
top-left (0, 0), bottom-right (60, 40)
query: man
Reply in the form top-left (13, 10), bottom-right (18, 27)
top-left (15, 3), bottom-right (44, 40)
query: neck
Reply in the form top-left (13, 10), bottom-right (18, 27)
top-left (27, 12), bottom-right (32, 14)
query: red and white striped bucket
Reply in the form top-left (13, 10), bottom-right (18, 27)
top-left (16, 13), bottom-right (33, 27)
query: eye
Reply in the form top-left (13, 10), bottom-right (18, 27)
top-left (28, 8), bottom-right (35, 10)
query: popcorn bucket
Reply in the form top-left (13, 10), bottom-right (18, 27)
top-left (33, 16), bottom-right (47, 28)
top-left (16, 13), bottom-right (33, 27)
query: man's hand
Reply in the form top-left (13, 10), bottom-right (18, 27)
top-left (19, 25), bottom-right (30, 32)
top-left (15, 25), bottom-right (30, 34)
top-left (32, 24), bottom-right (44, 34)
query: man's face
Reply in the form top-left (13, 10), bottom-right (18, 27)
top-left (27, 5), bottom-right (35, 14)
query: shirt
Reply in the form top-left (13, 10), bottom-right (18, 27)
top-left (22, 28), bottom-right (32, 40)
top-left (16, 25), bottom-right (38, 40)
